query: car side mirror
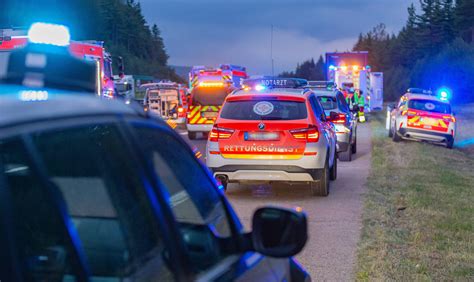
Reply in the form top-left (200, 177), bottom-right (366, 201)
top-left (252, 207), bottom-right (307, 258)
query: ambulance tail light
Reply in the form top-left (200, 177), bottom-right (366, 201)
top-left (329, 113), bottom-right (347, 124)
top-left (443, 115), bottom-right (456, 123)
top-left (209, 126), bottom-right (234, 142)
top-left (290, 126), bottom-right (319, 142)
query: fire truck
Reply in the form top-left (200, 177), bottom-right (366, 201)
top-left (187, 64), bottom-right (248, 139)
top-left (326, 52), bottom-right (384, 114)
top-left (0, 28), bottom-right (118, 98)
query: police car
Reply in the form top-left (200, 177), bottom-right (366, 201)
top-left (307, 82), bottom-right (357, 162)
top-left (0, 23), bottom-right (311, 281)
top-left (388, 88), bottom-right (456, 148)
top-left (206, 78), bottom-right (338, 196)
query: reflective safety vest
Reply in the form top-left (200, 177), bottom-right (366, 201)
top-left (187, 105), bottom-right (222, 124)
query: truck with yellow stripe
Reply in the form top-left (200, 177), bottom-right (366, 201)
top-left (187, 65), bottom-right (248, 139)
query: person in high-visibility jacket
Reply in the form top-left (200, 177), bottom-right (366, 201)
top-left (346, 89), bottom-right (366, 123)
top-left (355, 90), bottom-right (366, 122)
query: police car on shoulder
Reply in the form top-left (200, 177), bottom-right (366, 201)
top-left (388, 88), bottom-right (456, 148)
top-left (206, 77), bottom-right (338, 196)
top-left (0, 23), bottom-right (311, 281)
top-left (307, 81), bottom-right (357, 162)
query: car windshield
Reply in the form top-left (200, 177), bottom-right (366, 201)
top-left (408, 99), bottom-right (451, 114)
top-left (220, 99), bottom-right (307, 120)
top-left (317, 96), bottom-right (338, 110)
top-left (192, 87), bottom-right (229, 106)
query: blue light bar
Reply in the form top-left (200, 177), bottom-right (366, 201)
top-left (437, 87), bottom-right (451, 101)
top-left (28, 22), bottom-right (71, 46)
top-left (243, 77), bottom-right (308, 89)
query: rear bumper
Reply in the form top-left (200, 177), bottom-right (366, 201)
top-left (187, 123), bottom-right (213, 132)
top-left (209, 165), bottom-right (323, 182)
top-left (399, 128), bottom-right (454, 142)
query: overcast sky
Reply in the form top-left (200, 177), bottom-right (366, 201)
top-left (140, 0), bottom-right (417, 75)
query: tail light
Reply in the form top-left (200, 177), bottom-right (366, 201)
top-left (329, 113), bottom-right (347, 124)
top-left (290, 125), bottom-right (319, 142)
top-left (209, 126), bottom-right (234, 142)
top-left (178, 107), bottom-right (184, 113)
top-left (443, 115), bottom-right (456, 123)
top-left (402, 110), bottom-right (417, 116)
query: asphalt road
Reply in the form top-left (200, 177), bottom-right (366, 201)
top-left (179, 123), bottom-right (372, 281)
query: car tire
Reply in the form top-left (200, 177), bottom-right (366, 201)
top-left (188, 131), bottom-right (197, 140)
top-left (339, 144), bottom-right (352, 162)
top-left (311, 159), bottom-right (329, 197)
top-left (447, 139), bottom-right (454, 149)
top-left (392, 126), bottom-right (401, 142)
top-left (352, 136), bottom-right (357, 154)
top-left (330, 152), bottom-right (337, 181)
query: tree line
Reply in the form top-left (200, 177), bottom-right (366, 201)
top-left (281, 0), bottom-right (474, 103)
top-left (2, 0), bottom-right (182, 82)
top-left (354, 0), bottom-right (474, 103)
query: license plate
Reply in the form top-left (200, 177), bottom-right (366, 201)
top-left (201, 111), bottom-right (218, 118)
top-left (244, 132), bottom-right (280, 141)
top-left (421, 117), bottom-right (437, 126)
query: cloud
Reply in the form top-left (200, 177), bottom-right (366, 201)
top-left (140, 0), bottom-right (418, 74)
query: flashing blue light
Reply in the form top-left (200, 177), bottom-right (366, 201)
top-left (329, 65), bottom-right (336, 70)
top-left (255, 84), bottom-right (266, 91)
top-left (437, 87), bottom-right (451, 101)
top-left (28, 22), bottom-right (71, 46)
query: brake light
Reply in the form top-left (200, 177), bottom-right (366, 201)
top-left (209, 126), bottom-right (234, 142)
top-left (290, 126), bottom-right (319, 142)
top-left (329, 113), bottom-right (347, 124)
top-left (443, 115), bottom-right (456, 123)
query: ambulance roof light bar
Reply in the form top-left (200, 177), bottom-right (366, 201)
top-left (243, 77), bottom-right (308, 91)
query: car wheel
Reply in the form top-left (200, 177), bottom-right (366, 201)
top-left (339, 144), bottom-right (352, 162)
top-left (351, 136), bottom-right (357, 154)
top-left (330, 152), bottom-right (337, 181)
top-left (311, 159), bottom-right (329, 196)
top-left (447, 139), bottom-right (454, 149)
top-left (392, 126), bottom-right (401, 142)
top-left (188, 131), bottom-right (197, 140)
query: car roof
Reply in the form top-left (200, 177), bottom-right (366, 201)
top-left (405, 93), bottom-right (449, 104)
top-left (311, 89), bottom-right (339, 97)
top-left (0, 85), bottom-right (146, 128)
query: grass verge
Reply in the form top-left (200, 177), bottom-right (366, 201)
top-left (356, 111), bottom-right (474, 281)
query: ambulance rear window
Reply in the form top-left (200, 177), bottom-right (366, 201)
top-left (220, 100), bottom-right (307, 120)
top-left (408, 99), bottom-right (451, 114)
top-left (317, 96), bottom-right (337, 110)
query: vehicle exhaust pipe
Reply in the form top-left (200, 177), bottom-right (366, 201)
top-left (215, 174), bottom-right (228, 183)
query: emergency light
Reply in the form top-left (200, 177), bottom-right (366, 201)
top-left (28, 22), bottom-right (71, 46)
top-left (199, 81), bottom-right (224, 87)
top-left (437, 87), bottom-right (451, 101)
top-left (243, 77), bottom-right (308, 90)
